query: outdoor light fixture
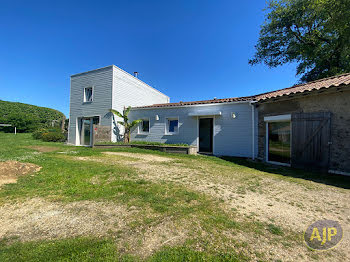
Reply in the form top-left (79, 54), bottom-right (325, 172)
top-left (232, 113), bottom-right (237, 119)
top-left (155, 115), bottom-right (159, 121)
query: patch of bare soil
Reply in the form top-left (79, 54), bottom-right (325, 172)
top-left (0, 198), bottom-right (188, 257)
top-left (0, 161), bottom-right (41, 186)
top-left (102, 152), bottom-right (172, 162)
top-left (84, 153), bottom-right (349, 261)
top-left (119, 217), bottom-right (188, 258)
top-left (27, 146), bottom-right (59, 152)
top-left (0, 198), bottom-right (134, 242)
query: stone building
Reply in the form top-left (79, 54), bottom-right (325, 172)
top-left (255, 73), bottom-right (350, 174)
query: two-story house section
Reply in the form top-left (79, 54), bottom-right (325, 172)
top-left (67, 65), bottom-right (169, 146)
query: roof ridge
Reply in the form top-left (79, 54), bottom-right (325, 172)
top-left (255, 72), bottom-right (350, 98)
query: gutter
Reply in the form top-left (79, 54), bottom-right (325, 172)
top-left (249, 101), bottom-right (258, 160)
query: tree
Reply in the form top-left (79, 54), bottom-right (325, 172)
top-left (249, 0), bottom-right (350, 82)
top-left (109, 107), bottom-right (141, 143)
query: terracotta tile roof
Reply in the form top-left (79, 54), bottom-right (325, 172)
top-left (255, 72), bottom-right (350, 101)
top-left (132, 96), bottom-right (256, 109)
top-left (132, 73), bottom-right (350, 109)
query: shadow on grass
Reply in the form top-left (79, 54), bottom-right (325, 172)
top-left (220, 156), bottom-right (350, 190)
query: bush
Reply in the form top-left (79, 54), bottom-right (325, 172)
top-left (32, 128), bottom-right (48, 140)
top-left (41, 132), bottom-right (66, 142)
top-left (33, 128), bottom-right (66, 142)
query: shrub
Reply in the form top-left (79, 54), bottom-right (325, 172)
top-left (33, 128), bottom-right (66, 142)
top-left (32, 128), bottom-right (48, 140)
top-left (41, 132), bottom-right (65, 142)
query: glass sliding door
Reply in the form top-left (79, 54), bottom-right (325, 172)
top-left (268, 121), bottom-right (291, 164)
top-left (81, 119), bottom-right (92, 146)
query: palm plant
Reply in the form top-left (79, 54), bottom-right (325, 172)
top-left (109, 106), bottom-right (141, 143)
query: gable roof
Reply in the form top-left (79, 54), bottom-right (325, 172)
top-left (132, 72), bottom-right (350, 109)
top-left (255, 72), bottom-right (350, 101)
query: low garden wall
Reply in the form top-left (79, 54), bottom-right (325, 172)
top-left (93, 143), bottom-right (197, 155)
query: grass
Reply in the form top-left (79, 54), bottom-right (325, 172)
top-left (0, 133), bottom-right (348, 261)
top-left (267, 223), bottom-right (284, 236)
top-left (0, 238), bottom-right (119, 262)
top-left (0, 134), bottom-right (250, 260)
top-left (0, 238), bottom-right (248, 262)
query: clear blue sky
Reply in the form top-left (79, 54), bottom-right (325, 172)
top-left (0, 0), bottom-right (299, 117)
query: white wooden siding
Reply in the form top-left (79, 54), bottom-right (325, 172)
top-left (68, 65), bottom-right (169, 144)
top-left (68, 66), bottom-right (113, 145)
top-left (111, 65), bottom-right (169, 141)
top-left (129, 102), bottom-right (258, 158)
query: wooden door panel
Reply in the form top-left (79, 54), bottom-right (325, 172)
top-left (291, 112), bottom-right (331, 170)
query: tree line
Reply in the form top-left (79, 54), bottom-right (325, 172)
top-left (0, 100), bottom-right (66, 133)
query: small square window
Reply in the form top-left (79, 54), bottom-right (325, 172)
top-left (166, 118), bottom-right (178, 134)
top-left (84, 87), bottom-right (93, 102)
top-left (139, 119), bottom-right (150, 133)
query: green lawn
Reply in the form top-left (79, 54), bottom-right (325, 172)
top-left (0, 133), bottom-right (348, 262)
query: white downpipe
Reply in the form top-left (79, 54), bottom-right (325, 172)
top-left (249, 101), bottom-right (257, 160)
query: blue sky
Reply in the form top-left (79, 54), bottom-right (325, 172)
top-left (0, 0), bottom-right (299, 117)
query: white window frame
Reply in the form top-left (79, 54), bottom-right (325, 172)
top-left (264, 114), bottom-right (292, 167)
top-left (138, 118), bottom-right (150, 134)
top-left (165, 117), bottom-right (179, 135)
top-left (83, 87), bottom-right (94, 103)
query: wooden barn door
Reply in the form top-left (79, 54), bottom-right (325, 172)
top-left (291, 112), bottom-right (332, 171)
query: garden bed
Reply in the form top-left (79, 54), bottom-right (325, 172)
top-left (93, 143), bottom-right (197, 155)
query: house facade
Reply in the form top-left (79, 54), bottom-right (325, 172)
top-left (255, 74), bottom-right (350, 174)
top-left (68, 65), bottom-right (350, 175)
top-left (68, 65), bottom-right (169, 146)
top-left (128, 100), bottom-right (258, 158)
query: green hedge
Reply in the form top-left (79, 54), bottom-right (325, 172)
top-left (32, 128), bottom-right (66, 142)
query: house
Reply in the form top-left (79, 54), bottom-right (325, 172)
top-left (67, 65), bottom-right (169, 146)
top-left (68, 65), bottom-right (350, 175)
top-left (128, 98), bottom-right (258, 158)
top-left (254, 73), bottom-right (350, 175)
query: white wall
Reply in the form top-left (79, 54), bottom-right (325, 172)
top-left (68, 66), bottom-right (113, 145)
top-left (111, 65), bottom-right (169, 141)
top-left (129, 102), bottom-right (258, 158)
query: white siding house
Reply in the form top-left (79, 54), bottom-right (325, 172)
top-left (129, 102), bottom-right (258, 158)
top-left (68, 65), bottom-right (169, 145)
top-left (68, 64), bottom-right (258, 158)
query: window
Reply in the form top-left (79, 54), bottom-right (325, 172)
top-left (166, 118), bottom-right (179, 134)
top-left (92, 116), bottom-right (100, 125)
top-left (84, 87), bottom-right (93, 102)
top-left (267, 121), bottom-right (291, 164)
top-left (139, 119), bottom-right (150, 133)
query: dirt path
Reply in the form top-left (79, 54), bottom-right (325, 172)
top-left (82, 152), bottom-right (350, 262)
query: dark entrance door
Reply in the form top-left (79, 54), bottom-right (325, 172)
top-left (291, 112), bottom-right (332, 171)
top-left (199, 118), bottom-right (213, 153)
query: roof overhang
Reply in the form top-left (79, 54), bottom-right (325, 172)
top-left (188, 111), bottom-right (222, 117)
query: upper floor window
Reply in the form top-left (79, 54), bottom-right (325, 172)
top-left (84, 87), bottom-right (93, 102)
top-left (166, 118), bottom-right (179, 134)
top-left (139, 119), bottom-right (150, 134)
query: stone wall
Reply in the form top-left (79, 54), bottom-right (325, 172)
top-left (93, 125), bottom-right (112, 145)
top-left (257, 86), bottom-right (350, 173)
